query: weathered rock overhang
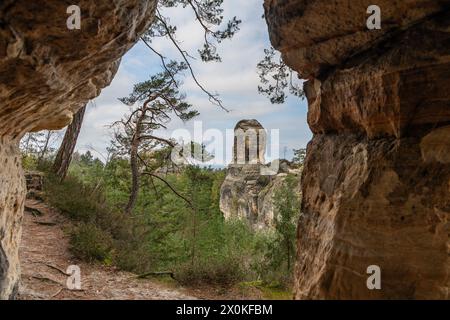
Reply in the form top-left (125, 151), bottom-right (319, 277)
top-left (265, 0), bottom-right (450, 299)
top-left (0, 0), bottom-right (157, 299)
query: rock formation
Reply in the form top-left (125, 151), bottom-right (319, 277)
top-left (24, 171), bottom-right (44, 200)
top-left (220, 120), bottom-right (301, 229)
top-left (264, 0), bottom-right (450, 299)
top-left (232, 119), bottom-right (266, 165)
top-left (0, 0), bottom-right (157, 299)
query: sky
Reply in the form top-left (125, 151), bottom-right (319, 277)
top-left (75, 0), bottom-right (311, 165)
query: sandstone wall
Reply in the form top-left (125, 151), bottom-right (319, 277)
top-left (265, 0), bottom-right (450, 299)
top-left (220, 119), bottom-right (301, 229)
top-left (0, 0), bottom-right (157, 299)
top-left (220, 163), bottom-right (300, 229)
top-left (0, 138), bottom-right (25, 299)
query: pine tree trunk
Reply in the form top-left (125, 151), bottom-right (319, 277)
top-left (37, 131), bottom-right (52, 166)
top-left (125, 140), bottom-right (140, 215)
top-left (52, 105), bottom-right (86, 180)
top-left (124, 109), bottom-right (145, 215)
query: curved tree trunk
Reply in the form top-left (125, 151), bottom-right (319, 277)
top-left (52, 105), bottom-right (86, 180)
top-left (37, 130), bottom-right (52, 166)
top-left (125, 109), bottom-right (145, 215)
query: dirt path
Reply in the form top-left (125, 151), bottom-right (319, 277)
top-left (18, 199), bottom-right (197, 300)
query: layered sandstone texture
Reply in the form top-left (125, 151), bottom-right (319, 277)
top-left (220, 120), bottom-right (301, 229)
top-left (220, 160), bottom-right (301, 229)
top-left (0, 0), bottom-right (157, 299)
top-left (265, 0), bottom-right (450, 299)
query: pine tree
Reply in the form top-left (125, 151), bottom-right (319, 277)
top-left (272, 174), bottom-right (300, 273)
top-left (111, 62), bottom-right (198, 214)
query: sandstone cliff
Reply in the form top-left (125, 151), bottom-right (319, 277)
top-left (220, 160), bottom-right (301, 229)
top-left (220, 119), bottom-right (301, 229)
top-left (0, 0), bottom-right (157, 299)
top-left (265, 0), bottom-right (450, 299)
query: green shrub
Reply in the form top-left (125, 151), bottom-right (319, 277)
top-left (171, 216), bottom-right (262, 286)
top-left (254, 174), bottom-right (300, 289)
top-left (110, 213), bottom-right (155, 273)
top-left (175, 256), bottom-right (245, 286)
top-left (69, 223), bottom-right (113, 263)
top-left (22, 154), bottom-right (38, 171)
top-left (256, 175), bottom-right (270, 187)
top-left (39, 154), bottom-right (298, 292)
top-left (114, 239), bottom-right (155, 273)
top-left (44, 174), bottom-right (103, 222)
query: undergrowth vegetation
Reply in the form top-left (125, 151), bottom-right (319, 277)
top-left (24, 152), bottom-right (300, 295)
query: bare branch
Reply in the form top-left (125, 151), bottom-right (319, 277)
top-left (187, 0), bottom-right (214, 46)
top-left (140, 37), bottom-right (179, 88)
top-left (155, 10), bottom-right (228, 112)
top-left (142, 171), bottom-right (193, 208)
top-left (138, 134), bottom-right (175, 147)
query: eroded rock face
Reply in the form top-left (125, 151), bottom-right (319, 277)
top-left (220, 163), bottom-right (301, 229)
top-left (220, 120), bottom-right (301, 229)
top-left (233, 119), bottom-right (266, 164)
top-left (264, 0), bottom-right (448, 79)
top-left (0, 139), bottom-right (24, 299)
top-left (0, 0), bottom-right (157, 136)
top-left (0, 0), bottom-right (157, 299)
top-left (265, 0), bottom-right (450, 299)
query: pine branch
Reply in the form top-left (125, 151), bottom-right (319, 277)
top-left (155, 9), bottom-right (228, 112)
